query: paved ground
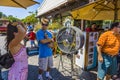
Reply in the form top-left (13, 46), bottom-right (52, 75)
top-left (0, 35), bottom-right (97, 80)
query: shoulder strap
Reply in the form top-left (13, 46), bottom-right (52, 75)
top-left (7, 49), bottom-right (12, 56)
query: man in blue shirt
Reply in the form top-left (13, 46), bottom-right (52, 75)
top-left (36, 18), bottom-right (54, 80)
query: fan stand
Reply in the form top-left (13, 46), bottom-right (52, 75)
top-left (58, 52), bottom-right (76, 78)
top-left (56, 22), bottom-right (83, 78)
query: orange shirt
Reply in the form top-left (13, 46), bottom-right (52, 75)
top-left (97, 31), bottom-right (120, 56)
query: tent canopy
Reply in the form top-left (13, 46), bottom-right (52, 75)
top-left (71, 0), bottom-right (120, 21)
top-left (0, 0), bottom-right (39, 9)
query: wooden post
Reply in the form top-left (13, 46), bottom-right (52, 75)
top-left (81, 19), bottom-right (85, 31)
top-left (113, 0), bottom-right (118, 22)
top-left (60, 13), bottom-right (63, 25)
top-left (84, 33), bottom-right (89, 70)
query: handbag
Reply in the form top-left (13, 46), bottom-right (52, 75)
top-left (0, 51), bottom-right (15, 69)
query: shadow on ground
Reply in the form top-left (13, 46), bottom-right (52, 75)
top-left (29, 62), bottom-right (97, 80)
top-left (79, 70), bottom-right (97, 80)
top-left (28, 65), bottom-right (72, 80)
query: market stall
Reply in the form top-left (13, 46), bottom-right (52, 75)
top-left (76, 32), bottom-right (99, 70)
top-left (71, 0), bottom-right (120, 70)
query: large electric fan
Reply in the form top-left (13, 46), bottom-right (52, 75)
top-left (56, 26), bottom-right (85, 54)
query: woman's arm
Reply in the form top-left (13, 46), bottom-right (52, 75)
top-left (9, 24), bottom-right (26, 47)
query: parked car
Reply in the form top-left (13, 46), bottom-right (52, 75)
top-left (0, 19), bottom-right (9, 35)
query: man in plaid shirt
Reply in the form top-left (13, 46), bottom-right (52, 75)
top-left (97, 22), bottom-right (120, 80)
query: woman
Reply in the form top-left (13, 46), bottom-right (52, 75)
top-left (5, 22), bottom-right (28, 80)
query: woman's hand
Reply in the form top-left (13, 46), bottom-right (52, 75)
top-left (17, 24), bottom-right (26, 34)
top-left (14, 25), bottom-right (26, 38)
top-left (18, 22), bottom-right (27, 32)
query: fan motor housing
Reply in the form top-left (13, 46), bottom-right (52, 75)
top-left (56, 26), bottom-right (85, 54)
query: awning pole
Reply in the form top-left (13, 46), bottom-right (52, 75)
top-left (113, 0), bottom-right (118, 22)
top-left (60, 13), bottom-right (63, 25)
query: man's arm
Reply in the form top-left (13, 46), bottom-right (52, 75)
top-left (97, 45), bottom-right (103, 62)
top-left (28, 35), bottom-right (32, 39)
top-left (36, 31), bottom-right (52, 44)
top-left (40, 38), bottom-right (52, 44)
top-left (117, 35), bottom-right (120, 49)
top-left (97, 32), bottom-right (108, 63)
top-left (48, 42), bottom-right (54, 48)
top-left (47, 32), bottom-right (54, 48)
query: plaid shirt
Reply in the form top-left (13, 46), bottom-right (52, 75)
top-left (97, 31), bottom-right (120, 56)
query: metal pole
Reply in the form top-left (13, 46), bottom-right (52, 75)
top-left (71, 54), bottom-right (74, 76)
top-left (58, 54), bottom-right (64, 70)
top-left (60, 14), bottom-right (63, 25)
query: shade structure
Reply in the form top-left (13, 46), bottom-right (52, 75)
top-left (0, 0), bottom-right (39, 9)
top-left (37, 0), bottom-right (68, 17)
top-left (71, 0), bottom-right (120, 21)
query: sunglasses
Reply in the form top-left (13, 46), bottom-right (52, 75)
top-left (42, 23), bottom-right (49, 26)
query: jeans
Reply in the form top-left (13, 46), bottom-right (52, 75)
top-left (1, 70), bottom-right (8, 80)
top-left (97, 53), bottom-right (117, 80)
top-left (30, 40), bottom-right (36, 47)
top-left (0, 69), bottom-right (3, 80)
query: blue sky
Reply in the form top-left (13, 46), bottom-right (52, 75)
top-left (0, 0), bottom-right (43, 19)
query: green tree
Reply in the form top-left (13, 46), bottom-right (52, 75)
top-left (48, 22), bottom-right (62, 30)
top-left (2, 14), bottom-right (7, 18)
top-left (0, 12), bottom-right (2, 18)
top-left (7, 15), bottom-right (20, 22)
top-left (22, 14), bottom-right (38, 24)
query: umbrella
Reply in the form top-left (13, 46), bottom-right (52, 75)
top-left (0, 0), bottom-right (39, 9)
top-left (71, 0), bottom-right (120, 21)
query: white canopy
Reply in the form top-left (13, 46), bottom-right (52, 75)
top-left (37, 0), bottom-right (68, 17)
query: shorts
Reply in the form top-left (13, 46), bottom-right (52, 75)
top-left (97, 53), bottom-right (117, 80)
top-left (38, 56), bottom-right (53, 71)
top-left (30, 40), bottom-right (36, 46)
top-left (117, 55), bottom-right (120, 63)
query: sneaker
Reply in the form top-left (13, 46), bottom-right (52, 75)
top-left (38, 77), bottom-right (43, 80)
top-left (38, 76), bottom-right (43, 80)
top-left (46, 75), bottom-right (54, 80)
top-left (112, 75), bottom-right (118, 79)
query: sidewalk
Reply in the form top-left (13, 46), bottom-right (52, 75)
top-left (1, 55), bottom-right (97, 80)
top-left (0, 36), bottom-right (97, 80)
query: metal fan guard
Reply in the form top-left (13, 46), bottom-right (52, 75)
top-left (56, 26), bottom-right (85, 54)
